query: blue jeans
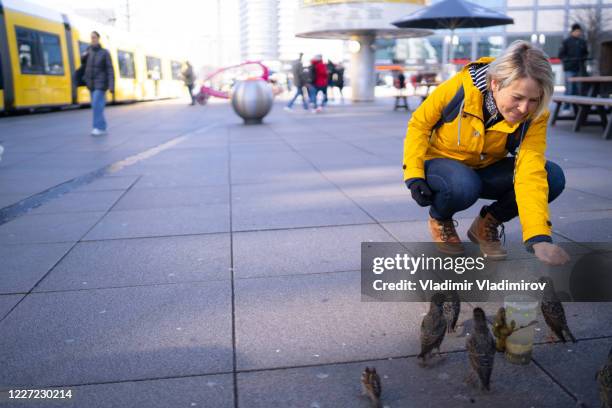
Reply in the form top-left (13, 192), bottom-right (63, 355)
top-left (310, 85), bottom-right (327, 109)
top-left (287, 86), bottom-right (309, 109)
top-left (91, 89), bottom-right (107, 130)
top-left (564, 70), bottom-right (581, 108)
top-left (424, 158), bottom-right (565, 221)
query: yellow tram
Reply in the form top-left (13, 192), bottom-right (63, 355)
top-left (0, 0), bottom-right (186, 113)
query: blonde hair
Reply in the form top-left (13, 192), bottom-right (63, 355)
top-left (486, 40), bottom-right (554, 119)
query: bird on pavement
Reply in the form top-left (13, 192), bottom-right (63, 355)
top-left (596, 346), bottom-right (612, 408)
top-left (466, 307), bottom-right (496, 391)
top-left (361, 366), bottom-right (382, 408)
top-left (492, 307), bottom-right (515, 352)
top-left (443, 290), bottom-right (461, 334)
top-left (418, 292), bottom-right (447, 366)
top-left (539, 277), bottom-right (577, 343)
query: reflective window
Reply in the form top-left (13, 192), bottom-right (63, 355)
top-left (171, 60), bottom-right (182, 80)
top-left (146, 56), bottom-right (162, 80)
top-left (537, 9), bottom-right (565, 32)
top-left (16, 27), bottom-right (64, 75)
top-left (542, 34), bottom-right (564, 60)
top-left (118, 50), bottom-right (135, 78)
top-left (39, 32), bottom-right (64, 75)
top-left (506, 10), bottom-right (534, 32)
top-left (16, 27), bottom-right (42, 74)
top-left (78, 41), bottom-right (89, 56)
top-left (451, 36), bottom-right (472, 62)
top-left (476, 36), bottom-right (504, 58)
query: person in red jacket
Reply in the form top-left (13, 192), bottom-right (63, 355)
top-left (309, 55), bottom-right (328, 113)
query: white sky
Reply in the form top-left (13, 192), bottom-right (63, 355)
top-left (30, 0), bottom-right (241, 68)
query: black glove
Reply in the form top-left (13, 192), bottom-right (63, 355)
top-left (406, 178), bottom-right (433, 207)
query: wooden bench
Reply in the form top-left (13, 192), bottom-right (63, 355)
top-left (550, 95), bottom-right (612, 140)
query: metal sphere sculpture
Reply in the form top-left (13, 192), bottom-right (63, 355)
top-left (231, 79), bottom-right (273, 125)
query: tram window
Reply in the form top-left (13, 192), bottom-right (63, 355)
top-left (78, 41), bottom-right (89, 55)
top-left (16, 27), bottom-right (43, 74)
top-left (39, 32), bottom-right (64, 75)
top-left (16, 27), bottom-right (64, 75)
top-left (146, 56), bottom-right (161, 80)
top-left (117, 50), bottom-right (135, 78)
top-left (78, 41), bottom-right (90, 63)
top-left (171, 60), bottom-right (182, 80)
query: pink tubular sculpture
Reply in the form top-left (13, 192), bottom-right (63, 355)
top-left (195, 61), bottom-right (270, 105)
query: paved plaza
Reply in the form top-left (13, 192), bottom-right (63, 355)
top-left (0, 96), bottom-right (611, 407)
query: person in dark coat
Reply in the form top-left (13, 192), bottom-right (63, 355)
top-left (181, 61), bottom-right (196, 105)
top-left (83, 31), bottom-right (114, 136)
top-left (334, 63), bottom-right (345, 103)
top-left (285, 53), bottom-right (309, 111)
top-left (558, 23), bottom-right (589, 109)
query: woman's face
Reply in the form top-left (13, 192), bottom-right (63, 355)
top-left (491, 77), bottom-right (541, 125)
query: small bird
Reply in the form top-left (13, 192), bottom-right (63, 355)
top-left (492, 307), bottom-right (516, 352)
top-left (539, 277), bottom-right (577, 343)
top-left (418, 292), bottom-right (447, 366)
top-left (361, 366), bottom-right (382, 408)
top-left (596, 346), bottom-right (612, 408)
top-left (466, 307), bottom-right (496, 391)
top-left (443, 290), bottom-right (461, 334)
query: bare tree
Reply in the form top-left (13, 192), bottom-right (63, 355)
top-left (570, 5), bottom-right (612, 74)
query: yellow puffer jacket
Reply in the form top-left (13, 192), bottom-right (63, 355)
top-left (402, 57), bottom-right (551, 242)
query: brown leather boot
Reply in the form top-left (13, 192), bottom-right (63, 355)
top-left (467, 212), bottom-right (507, 260)
top-left (428, 216), bottom-right (465, 255)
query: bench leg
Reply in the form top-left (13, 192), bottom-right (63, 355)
top-left (605, 113), bottom-right (612, 140)
top-left (573, 105), bottom-right (589, 132)
top-left (550, 102), bottom-right (562, 126)
top-left (597, 106), bottom-right (608, 128)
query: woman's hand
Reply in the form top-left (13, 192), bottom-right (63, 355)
top-left (407, 179), bottom-right (433, 207)
top-left (533, 242), bottom-right (570, 265)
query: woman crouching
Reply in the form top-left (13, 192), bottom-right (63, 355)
top-left (403, 41), bottom-right (569, 265)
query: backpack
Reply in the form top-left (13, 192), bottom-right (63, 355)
top-left (431, 86), bottom-right (531, 156)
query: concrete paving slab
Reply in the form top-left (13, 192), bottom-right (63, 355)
top-left (0, 194), bottom-right (30, 209)
top-left (232, 198), bottom-right (372, 231)
top-left (0, 294), bottom-right (24, 319)
top-left (552, 210), bottom-right (612, 241)
top-left (549, 187), bottom-right (612, 214)
top-left (233, 224), bottom-right (395, 279)
top-left (83, 205), bottom-right (229, 241)
top-left (36, 234), bottom-right (231, 291)
top-left (0, 281), bottom-right (233, 387)
top-left (237, 352), bottom-right (575, 408)
top-left (235, 271), bottom-right (472, 371)
top-left (0, 212), bottom-right (105, 245)
top-left (563, 167), bottom-right (612, 200)
top-left (27, 190), bottom-right (125, 215)
top-left (113, 186), bottom-right (229, 210)
top-left (0, 374), bottom-right (234, 408)
top-left (73, 175), bottom-right (141, 192)
top-left (131, 171), bottom-right (229, 189)
top-left (532, 338), bottom-right (611, 408)
top-left (0, 243), bottom-right (74, 294)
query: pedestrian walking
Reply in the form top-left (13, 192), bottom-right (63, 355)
top-left (83, 31), bottom-right (114, 136)
top-left (558, 23), bottom-right (589, 111)
top-left (309, 55), bottom-right (328, 113)
top-left (326, 60), bottom-right (336, 102)
top-left (285, 53), bottom-right (309, 111)
top-left (181, 61), bottom-right (196, 105)
top-left (334, 63), bottom-right (345, 103)
top-left (403, 40), bottom-right (569, 265)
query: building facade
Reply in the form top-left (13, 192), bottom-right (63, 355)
top-left (377, 0), bottom-right (612, 84)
